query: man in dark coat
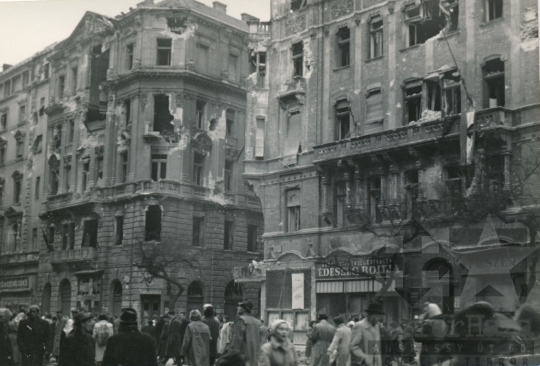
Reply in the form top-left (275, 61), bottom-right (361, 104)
top-left (0, 308), bottom-right (14, 366)
top-left (141, 320), bottom-right (157, 341)
top-left (17, 305), bottom-right (50, 366)
top-left (178, 313), bottom-right (190, 365)
top-left (202, 304), bottom-right (220, 366)
top-left (58, 312), bottom-right (96, 366)
top-left (160, 310), bottom-right (183, 365)
top-left (103, 308), bottom-right (158, 366)
top-left (221, 301), bottom-right (261, 366)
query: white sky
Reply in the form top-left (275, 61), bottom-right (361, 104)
top-left (0, 0), bottom-right (271, 67)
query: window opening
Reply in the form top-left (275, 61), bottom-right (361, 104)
top-left (82, 161), bottom-right (90, 192)
top-left (197, 44), bottom-right (209, 73)
top-left (1, 113), bottom-right (6, 130)
top-left (121, 152), bottom-right (129, 183)
top-left (115, 216), bottom-right (124, 245)
top-left (196, 101), bottom-right (206, 129)
top-left (405, 0), bottom-right (446, 47)
top-left (228, 54), bottom-right (238, 82)
top-left (405, 170), bottom-right (419, 219)
top-left (247, 224), bottom-right (258, 252)
top-left (250, 52), bottom-right (266, 88)
top-left (153, 94), bottom-right (174, 133)
top-left (483, 58), bottom-right (505, 108)
top-left (292, 43), bottom-right (304, 77)
top-left (58, 75), bottom-right (65, 99)
top-left (337, 28), bottom-right (350, 67)
top-left (68, 120), bottom-right (75, 143)
top-left (82, 219), bottom-right (98, 248)
top-left (255, 117), bottom-right (265, 159)
top-left (284, 110), bottom-right (301, 156)
top-left (124, 99), bottom-right (131, 125)
top-left (48, 226), bottom-right (55, 245)
top-left (22, 71), bottom-right (29, 87)
top-left (226, 109), bottom-right (235, 136)
top-left (39, 98), bottom-right (45, 116)
top-left (290, 0), bottom-right (307, 11)
top-left (71, 67), bottom-right (78, 94)
top-left (224, 160), bottom-right (234, 192)
top-left (192, 216), bottom-right (204, 246)
top-left (35, 176), bottom-right (40, 199)
top-left (19, 105), bottom-right (26, 123)
top-left (369, 18), bottom-right (383, 58)
top-left (32, 228), bottom-right (38, 251)
top-left (193, 152), bottom-right (204, 186)
top-left (426, 80), bottom-right (441, 112)
top-left (0, 145), bottom-right (4, 165)
top-left (335, 181), bottom-right (346, 227)
top-left (286, 189), bottom-right (301, 232)
top-left (145, 205), bottom-right (162, 241)
top-left (404, 82), bottom-right (422, 124)
top-left (224, 220), bottom-right (234, 250)
top-left (4, 81), bottom-right (10, 97)
top-left (49, 157), bottom-right (60, 195)
top-left (486, 0), bottom-right (503, 21)
top-left (96, 157), bottom-right (104, 181)
top-left (62, 223), bottom-right (75, 250)
top-left (442, 70), bottom-right (461, 116)
top-left (126, 43), bottom-right (134, 70)
top-left (151, 154), bottom-right (167, 181)
top-left (65, 164), bottom-right (71, 191)
top-left (157, 38), bottom-right (172, 66)
top-left (13, 179), bottom-right (21, 204)
top-left (16, 138), bottom-right (24, 158)
top-left (369, 177), bottom-right (383, 223)
top-left (43, 64), bottom-right (50, 79)
top-left (335, 100), bottom-right (351, 140)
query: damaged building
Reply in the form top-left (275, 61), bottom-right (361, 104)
top-left (34, 0), bottom-right (263, 320)
top-left (239, 0), bottom-right (540, 346)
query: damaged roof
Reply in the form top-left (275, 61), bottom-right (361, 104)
top-left (54, 11), bottom-right (115, 51)
top-left (154, 0), bottom-right (248, 32)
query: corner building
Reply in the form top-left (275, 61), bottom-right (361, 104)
top-left (241, 0), bottom-right (540, 344)
top-left (38, 0), bottom-right (263, 322)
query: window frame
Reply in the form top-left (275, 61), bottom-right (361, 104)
top-left (483, 58), bottom-right (505, 108)
top-left (156, 38), bottom-right (172, 66)
top-left (403, 80), bottom-right (423, 125)
top-left (485, 0), bottom-right (503, 22)
top-left (224, 220), bottom-right (234, 250)
top-left (292, 42), bottom-right (304, 77)
top-left (193, 152), bottom-right (204, 186)
top-left (192, 216), bottom-right (205, 246)
top-left (195, 100), bottom-right (206, 130)
top-left (247, 224), bottom-right (258, 252)
top-left (126, 43), bottom-right (135, 70)
top-left (442, 70), bottom-right (462, 116)
top-left (151, 154), bottom-right (167, 181)
top-left (224, 159), bottom-right (234, 192)
top-left (368, 176), bottom-right (383, 224)
top-left (115, 216), bottom-right (124, 245)
top-left (369, 17), bottom-right (384, 59)
top-left (336, 27), bottom-right (351, 67)
top-left (226, 109), bottom-right (235, 136)
top-left (335, 99), bottom-right (351, 141)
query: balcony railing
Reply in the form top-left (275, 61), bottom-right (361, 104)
top-left (50, 247), bottom-right (97, 264)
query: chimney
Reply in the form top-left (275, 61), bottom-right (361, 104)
top-left (2, 64), bottom-right (12, 72)
top-left (241, 13), bottom-right (260, 22)
top-left (212, 1), bottom-right (227, 13)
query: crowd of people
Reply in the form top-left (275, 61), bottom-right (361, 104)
top-left (0, 299), bottom-right (539, 366)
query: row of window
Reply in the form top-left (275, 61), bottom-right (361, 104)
top-left (0, 172), bottom-right (24, 208)
top-left (0, 133), bottom-right (27, 165)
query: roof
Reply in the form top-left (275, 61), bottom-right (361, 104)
top-left (154, 0), bottom-right (248, 32)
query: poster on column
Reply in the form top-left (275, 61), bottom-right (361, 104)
top-left (292, 273), bottom-right (304, 309)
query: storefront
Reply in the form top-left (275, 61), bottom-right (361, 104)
top-left (0, 275), bottom-right (37, 313)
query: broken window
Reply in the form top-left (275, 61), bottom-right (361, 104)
top-left (292, 42), bottom-right (303, 77)
top-left (197, 44), bottom-right (209, 73)
top-left (366, 89), bottom-right (383, 123)
top-left (145, 205), bottom-right (162, 241)
top-left (13, 174), bottom-right (22, 204)
top-left (1, 113), bottom-right (6, 130)
top-left (369, 17), bottom-right (383, 59)
top-left (167, 17), bottom-right (186, 34)
top-left (286, 189), bottom-right (301, 232)
top-left (62, 223), bottom-right (75, 250)
top-left (228, 54), bottom-right (238, 82)
top-left (192, 216), bottom-right (204, 246)
top-left (405, 0), bottom-right (445, 47)
top-left (405, 170), bottom-right (419, 219)
top-left (153, 94), bottom-right (174, 133)
top-left (195, 100), bottom-right (206, 129)
top-left (442, 70), bottom-right (461, 115)
top-left (156, 38), bottom-right (172, 66)
top-left (483, 58), bottom-right (505, 108)
top-left (193, 152), bottom-right (204, 186)
top-left (224, 160), bottom-right (234, 192)
top-left (284, 109), bottom-right (301, 156)
top-left (151, 154), bottom-right (167, 181)
top-left (404, 81), bottom-right (422, 124)
top-left (250, 51), bottom-right (266, 88)
top-left (35, 176), bottom-right (40, 200)
top-left (226, 109), bottom-right (235, 136)
top-left (444, 0), bottom-right (459, 32)
top-left (369, 177), bottom-right (383, 223)
top-left (115, 216), bottom-right (124, 245)
top-left (335, 100), bottom-right (350, 140)
top-left (290, 0), bottom-right (307, 11)
top-left (71, 67), bottom-right (78, 94)
top-left (126, 43), bottom-right (134, 70)
top-left (120, 152), bottom-right (128, 183)
top-left (224, 220), bottom-right (234, 250)
top-left (247, 224), bottom-right (258, 252)
top-left (68, 120), bottom-right (75, 143)
top-left (19, 105), bottom-right (25, 123)
top-left (82, 161), bottom-right (90, 192)
top-left (334, 181), bottom-right (346, 227)
top-left (82, 219), bottom-right (98, 248)
top-left (58, 75), bottom-right (65, 99)
top-left (255, 117), bottom-right (265, 159)
top-left (426, 79), bottom-right (442, 112)
top-left (485, 0), bottom-right (503, 22)
top-left (336, 27), bottom-right (350, 67)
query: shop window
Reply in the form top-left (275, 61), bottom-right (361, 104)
top-left (290, 0), bottom-right (307, 11)
top-left (404, 81), bottom-right (422, 124)
top-left (292, 42), bottom-right (303, 77)
top-left (369, 17), bottom-right (383, 59)
top-left (13, 171), bottom-right (22, 204)
top-left (335, 181), bottom-right (346, 227)
top-left (483, 58), bottom-right (505, 108)
top-left (192, 216), bottom-right (204, 246)
top-left (153, 94), bottom-right (174, 133)
top-left (255, 117), bottom-right (265, 159)
top-left (82, 161), bottom-right (90, 192)
top-left (228, 54), bottom-right (238, 82)
top-left (1, 112), bottom-right (7, 130)
top-left (120, 152), bottom-right (128, 183)
top-left (224, 220), bottom-right (234, 250)
top-left (369, 177), bottom-right (382, 223)
top-left (197, 44), bottom-right (209, 73)
top-left (19, 105), bottom-right (26, 123)
top-left (145, 205), bottom-right (162, 242)
top-left (335, 100), bottom-right (350, 141)
top-left (366, 89), bottom-right (383, 123)
top-left (71, 67), bottom-right (78, 94)
top-left (286, 189), bottom-right (301, 232)
top-left (405, 0), bottom-right (446, 47)
top-left (485, 0), bottom-right (503, 22)
top-left (115, 216), bottom-right (124, 245)
top-left (405, 170), bottom-right (419, 219)
top-left (224, 160), bottom-right (234, 192)
top-left (426, 79), bottom-right (441, 112)
top-left (33, 135), bottom-right (43, 153)
top-left (126, 43), bottom-right (134, 70)
top-left (336, 27), bottom-right (350, 67)
top-left (62, 223), bottom-right (75, 250)
top-left (58, 75), bottom-right (65, 99)
top-left (35, 176), bottom-right (40, 199)
top-left (226, 109), bottom-right (235, 136)
top-left (156, 38), bottom-right (172, 66)
top-left (32, 228), bottom-right (38, 251)
top-left (250, 51), bottom-right (266, 88)
top-left (151, 154), bottom-right (167, 181)
top-left (196, 101), bottom-right (206, 129)
top-left (193, 152), bottom-right (204, 186)
top-left (247, 224), bottom-right (258, 252)
top-left (81, 219), bottom-right (98, 248)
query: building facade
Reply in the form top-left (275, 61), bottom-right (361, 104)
top-left (241, 0), bottom-right (540, 344)
top-left (33, 0), bottom-right (263, 322)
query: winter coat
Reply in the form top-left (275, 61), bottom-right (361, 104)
top-left (102, 326), bottom-right (158, 366)
top-left (93, 320), bottom-right (113, 362)
top-left (413, 315), bottom-right (449, 366)
top-left (350, 318), bottom-right (382, 366)
top-left (53, 318), bottom-right (68, 357)
top-left (0, 323), bottom-right (14, 366)
top-left (227, 314), bottom-right (262, 366)
top-left (17, 317), bottom-right (50, 366)
top-left (217, 321), bottom-right (233, 354)
top-left (327, 323), bottom-right (352, 366)
top-left (203, 316), bottom-right (221, 360)
top-left (181, 320), bottom-right (212, 366)
top-left (162, 316), bottom-right (183, 359)
top-left (259, 336), bottom-right (298, 366)
top-left (141, 324), bottom-right (157, 341)
top-left (310, 320), bottom-right (335, 366)
top-left (58, 329), bottom-right (95, 366)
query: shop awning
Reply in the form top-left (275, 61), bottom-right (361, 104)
top-left (316, 279), bottom-right (394, 293)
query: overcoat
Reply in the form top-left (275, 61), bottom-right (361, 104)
top-left (180, 320), bottom-right (212, 366)
top-left (310, 320), bottom-right (335, 366)
top-left (0, 323), bottom-right (14, 366)
top-left (350, 318), bottom-right (382, 366)
top-left (17, 317), bottom-right (50, 366)
top-left (102, 327), bottom-right (158, 366)
top-left (58, 329), bottom-right (95, 366)
top-left (327, 323), bottom-right (352, 366)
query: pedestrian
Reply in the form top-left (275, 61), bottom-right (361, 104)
top-left (93, 314), bottom-right (113, 366)
top-left (326, 316), bottom-right (352, 366)
top-left (17, 305), bottom-right (50, 366)
top-left (309, 313), bottom-right (335, 366)
top-left (259, 319), bottom-right (299, 366)
top-left (217, 316), bottom-right (233, 356)
top-left (260, 318), bottom-right (269, 345)
top-left (413, 302), bottom-right (449, 366)
top-left (142, 320), bottom-right (157, 340)
top-left (9, 310), bottom-right (25, 365)
top-left (202, 304), bottom-right (220, 366)
top-left (102, 308), bottom-right (158, 366)
top-left (305, 320), bottom-right (316, 360)
top-left (52, 311), bottom-right (67, 360)
top-left (178, 312), bottom-right (190, 365)
top-left (112, 316), bottom-right (120, 335)
top-left (0, 308), bottom-right (14, 366)
top-left (399, 319), bottom-right (416, 364)
top-left (58, 312), bottom-right (95, 366)
top-left (160, 310), bottom-right (183, 366)
top-left (350, 302), bottom-right (385, 366)
top-left (181, 309), bottom-right (212, 366)
top-left (222, 300), bottom-right (261, 366)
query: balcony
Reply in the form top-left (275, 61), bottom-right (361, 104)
top-left (50, 247), bottom-right (97, 271)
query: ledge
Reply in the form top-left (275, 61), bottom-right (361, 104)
top-left (399, 44), bottom-right (421, 53)
top-left (480, 17), bottom-right (505, 28)
top-left (365, 55), bottom-right (384, 64)
top-left (333, 65), bottom-right (351, 72)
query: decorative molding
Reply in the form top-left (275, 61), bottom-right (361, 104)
top-left (285, 14), bottom-right (306, 36)
top-left (332, 0), bottom-right (354, 19)
top-left (363, 0), bottom-right (385, 8)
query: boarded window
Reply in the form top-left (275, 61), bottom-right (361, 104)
top-left (255, 117), bottom-right (265, 159)
top-left (366, 89), bottom-right (383, 123)
top-left (284, 110), bottom-right (301, 156)
top-left (145, 205), bottom-right (162, 241)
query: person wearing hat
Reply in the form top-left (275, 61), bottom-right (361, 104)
top-left (326, 316), bottom-right (352, 366)
top-left (17, 304), bottom-right (51, 366)
top-left (202, 304), bottom-right (220, 365)
top-left (0, 308), bottom-right (14, 366)
top-left (221, 300), bottom-right (261, 366)
top-left (309, 313), bottom-right (335, 366)
top-left (102, 308), bottom-right (158, 366)
top-left (181, 310), bottom-right (212, 366)
top-left (350, 302), bottom-right (385, 366)
top-left (259, 319), bottom-right (298, 366)
top-left (58, 312), bottom-right (96, 366)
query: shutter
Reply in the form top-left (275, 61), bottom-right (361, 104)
top-left (255, 118), bottom-right (265, 158)
top-left (366, 91), bottom-right (383, 122)
top-left (284, 112), bottom-right (301, 156)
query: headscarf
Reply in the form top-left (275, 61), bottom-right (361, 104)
top-left (425, 303), bottom-right (442, 319)
top-left (63, 318), bottom-right (74, 334)
top-left (270, 319), bottom-right (290, 335)
top-left (0, 308), bottom-right (13, 320)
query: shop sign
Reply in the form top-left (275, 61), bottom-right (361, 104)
top-left (233, 261), bottom-right (268, 282)
top-left (0, 277), bottom-right (29, 290)
top-left (316, 258), bottom-right (392, 278)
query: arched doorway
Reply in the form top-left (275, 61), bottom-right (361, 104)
top-left (424, 259), bottom-right (454, 314)
top-left (42, 283), bottom-right (52, 314)
top-left (224, 281), bottom-right (243, 320)
top-left (58, 279), bottom-right (71, 316)
top-left (187, 281), bottom-right (204, 313)
top-left (110, 280), bottom-right (123, 317)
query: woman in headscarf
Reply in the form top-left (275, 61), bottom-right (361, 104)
top-left (259, 319), bottom-right (298, 366)
top-left (0, 308), bottom-right (14, 366)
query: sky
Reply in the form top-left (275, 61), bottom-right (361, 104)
top-left (0, 0), bottom-right (271, 67)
